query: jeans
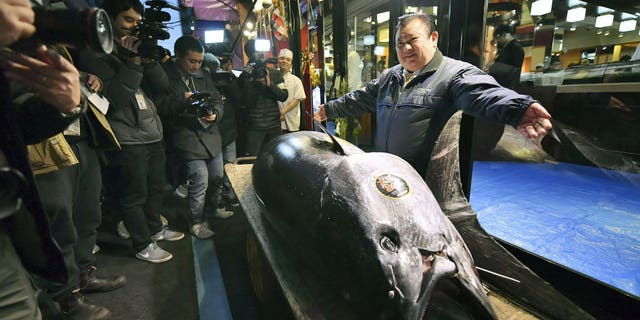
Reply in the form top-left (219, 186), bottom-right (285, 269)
top-left (185, 152), bottom-right (224, 224)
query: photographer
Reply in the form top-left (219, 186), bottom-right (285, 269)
top-left (203, 53), bottom-right (241, 207)
top-left (157, 36), bottom-right (232, 239)
top-left (238, 39), bottom-right (288, 156)
top-left (79, 0), bottom-right (183, 264)
top-left (0, 0), bottom-right (86, 318)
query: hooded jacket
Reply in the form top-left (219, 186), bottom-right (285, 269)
top-left (325, 50), bottom-right (536, 176)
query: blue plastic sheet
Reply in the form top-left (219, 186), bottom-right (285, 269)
top-left (471, 161), bottom-right (640, 298)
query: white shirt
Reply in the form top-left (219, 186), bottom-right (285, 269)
top-left (279, 71), bottom-right (306, 131)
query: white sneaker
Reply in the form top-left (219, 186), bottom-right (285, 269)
top-left (117, 221), bottom-right (130, 239)
top-left (191, 223), bottom-right (215, 239)
top-left (214, 207), bottom-right (234, 219)
top-left (173, 183), bottom-right (188, 199)
top-left (118, 216), bottom-right (167, 239)
top-left (151, 227), bottom-right (185, 242)
top-left (136, 242), bottom-right (172, 263)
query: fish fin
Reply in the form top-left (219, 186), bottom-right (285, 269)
top-left (307, 110), bottom-right (347, 155)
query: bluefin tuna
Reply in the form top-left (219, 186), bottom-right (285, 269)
top-left (252, 131), bottom-right (496, 319)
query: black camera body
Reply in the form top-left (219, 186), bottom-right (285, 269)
top-left (246, 57), bottom-right (277, 81)
top-left (189, 91), bottom-right (216, 118)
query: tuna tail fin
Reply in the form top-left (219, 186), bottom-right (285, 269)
top-left (307, 111), bottom-right (347, 156)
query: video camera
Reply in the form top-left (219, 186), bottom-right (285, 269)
top-left (129, 0), bottom-right (175, 60)
top-left (189, 91), bottom-right (216, 118)
top-left (11, 2), bottom-right (114, 54)
top-left (245, 57), bottom-right (278, 81)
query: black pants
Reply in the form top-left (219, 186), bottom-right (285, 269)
top-left (35, 140), bottom-right (102, 297)
top-left (110, 142), bottom-right (165, 252)
top-left (244, 128), bottom-right (282, 157)
top-left (0, 225), bottom-right (41, 320)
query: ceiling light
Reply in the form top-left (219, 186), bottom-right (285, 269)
top-left (567, 7), bottom-right (586, 22)
top-left (597, 6), bottom-right (613, 15)
top-left (595, 14), bottom-right (614, 28)
top-left (531, 0), bottom-right (552, 16)
top-left (619, 20), bottom-right (637, 32)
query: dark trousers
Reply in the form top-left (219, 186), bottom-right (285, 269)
top-left (0, 224), bottom-right (41, 320)
top-left (244, 128), bottom-right (282, 157)
top-left (35, 140), bottom-right (103, 297)
top-left (111, 142), bottom-right (165, 252)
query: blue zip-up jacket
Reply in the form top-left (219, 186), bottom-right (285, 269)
top-left (325, 50), bottom-right (536, 176)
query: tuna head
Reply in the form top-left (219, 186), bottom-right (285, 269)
top-left (319, 152), bottom-right (496, 320)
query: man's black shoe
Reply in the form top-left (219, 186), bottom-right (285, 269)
top-left (79, 266), bottom-right (126, 294)
top-left (59, 290), bottom-right (111, 320)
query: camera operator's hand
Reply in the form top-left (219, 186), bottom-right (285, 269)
top-left (120, 35), bottom-right (142, 64)
top-left (0, 0), bottom-right (35, 47)
top-left (84, 73), bottom-right (103, 92)
top-left (2, 45), bottom-right (81, 113)
top-left (201, 113), bottom-right (217, 123)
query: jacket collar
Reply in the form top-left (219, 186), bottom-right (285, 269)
top-left (391, 49), bottom-right (444, 86)
top-left (165, 58), bottom-right (207, 81)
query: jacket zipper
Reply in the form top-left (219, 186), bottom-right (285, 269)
top-left (386, 75), bottom-right (403, 151)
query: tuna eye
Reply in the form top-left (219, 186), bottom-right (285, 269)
top-left (380, 236), bottom-right (398, 252)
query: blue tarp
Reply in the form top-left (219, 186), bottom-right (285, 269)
top-left (471, 161), bottom-right (640, 298)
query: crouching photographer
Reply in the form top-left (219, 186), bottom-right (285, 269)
top-left (156, 36), bottom-right (233, 240)
top-left (0, 0), bottom-right (90, 319)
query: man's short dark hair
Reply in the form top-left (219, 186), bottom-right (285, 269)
top-left (101, 0), bottom-right (143, 19)
top-left (175, 36), bottom-right (204, 57)
top-left (396, 13), bottom-right (437, 35)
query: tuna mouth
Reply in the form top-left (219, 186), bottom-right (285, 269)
top-left (397, 250), bottom-right (494, 320)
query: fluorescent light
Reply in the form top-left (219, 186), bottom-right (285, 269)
top-left (619, 20), bottom-right (637, 32)
top-left (595, 14), bottom-right (614, 28)
top-left (374, 46), bottom-right (385, 56)
top-left (531, 0), bottom-right (552, 16)
top-left (597, 6), bottom-right (613, 14)
top-left (567, 0), bottom-right (586, 6)
top-left (567, 7), bottom-right (586, 22)
top-left (204, 30), bottom-right (225, 44)
top-left (377, 11), bottom-right (390, 24)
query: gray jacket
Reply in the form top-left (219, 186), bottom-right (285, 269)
top-left (326, 50), bottom-right (536, 176)
top-left (79, 46), bottom-right (168, 145)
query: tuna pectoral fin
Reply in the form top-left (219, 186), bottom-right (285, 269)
top-left (453, 216), bottom-right (595, 320)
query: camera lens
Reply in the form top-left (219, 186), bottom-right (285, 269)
top-left (32, 7), bottom-right (114, 54)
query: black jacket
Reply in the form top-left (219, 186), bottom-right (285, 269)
top-left (212, 71), bottom-right (242, 147)
top-left (239, 66), bottom-right (288, 131)
top-left (157, 60), bottom-right (224, 161)
top-left (78, 46), bottom-right (168, 145)
top-left (326, 50), bottom-right (536, 176)
top-left (0, 73), bottom-right (73, 285)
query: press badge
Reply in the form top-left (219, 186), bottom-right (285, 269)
top-left (135, 92), bottom-right (148, 110)
top-left (88, 92), bottom-right (110, 115)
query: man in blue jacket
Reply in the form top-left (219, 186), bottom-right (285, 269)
top-left (315, 13), bottom-right (552, 177)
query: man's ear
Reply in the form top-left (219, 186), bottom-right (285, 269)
top-left (431, 31), bottom-right (439, 44)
